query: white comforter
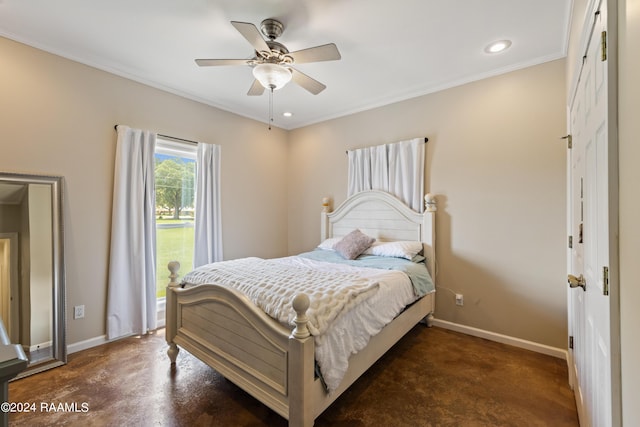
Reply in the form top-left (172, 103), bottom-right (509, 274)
top-left (182, 256), bottom-right (417, 392)
top-left (275, 256), bottom-right (417, 392)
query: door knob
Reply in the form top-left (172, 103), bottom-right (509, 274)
top-left (568, 274), bottom-right (586, 291)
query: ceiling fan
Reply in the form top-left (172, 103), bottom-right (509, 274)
top-left (195, 19), bottom-right (341, 96)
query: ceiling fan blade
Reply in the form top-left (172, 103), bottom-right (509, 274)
top-left (195, 59), bottom-right (250, 67)
top-left (289, 43), bottom-right (341, 64)
top-left (231, 21), bottom-right (270, 53)
top-left (247, 79), bottom-right (265, 96)
top-left (290, 67), bottom-right (326, 95)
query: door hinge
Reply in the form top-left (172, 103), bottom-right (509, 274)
top-left (603, 266), bottom-right (609, 296)
top-left (568, 235), bottom-right (573, 249)
top-left (601, 30), bottom-right (607, 61)
top-left (569, 336), bottom-right (574, 349)
top-left (561, 134), bottom-right (572, 149)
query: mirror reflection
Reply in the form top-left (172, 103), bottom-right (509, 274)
top-left (0, 172), bottom-right (66, 377)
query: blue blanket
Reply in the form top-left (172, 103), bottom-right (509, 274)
top-left (298, 249), bottom-right (434, 297)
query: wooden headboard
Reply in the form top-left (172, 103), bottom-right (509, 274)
top-left (320, 190), bottom-right (436, 283)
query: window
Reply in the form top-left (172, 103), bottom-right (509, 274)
top-left (154, 138), bottom-right (196, 298)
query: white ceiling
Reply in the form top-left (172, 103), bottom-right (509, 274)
top-left (0, 0), bottom-right (572, 130)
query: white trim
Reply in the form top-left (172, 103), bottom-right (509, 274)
top-left (67, 297), bottom-right (165, 354)
top-left (28, 341), bottom-right (52, 352)
top-left (67, 335), bottom-right (108, 354)
top-left (431, 318), bottom-right (568, 360)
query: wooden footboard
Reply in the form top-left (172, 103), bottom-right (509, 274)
top-left (165, 262), bottom-right (316, 426)
top-left (165, 191), bottom-right (437, 427)
top-left (166, 260), bottom-right (434, 427)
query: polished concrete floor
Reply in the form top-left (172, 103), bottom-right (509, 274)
top-left (8, 326), bottom-right (578, 426)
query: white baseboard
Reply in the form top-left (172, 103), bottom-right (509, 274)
top-left (67, 334), bottom-right (108, 355)
top-left (68, 300), bottom-right (167, 355)
top-left (28, 341), bottom-right (52, 352)
top-left (431, 318), bottom-right (568, 360)
top-left (67, 318), bottom-right (567, 364)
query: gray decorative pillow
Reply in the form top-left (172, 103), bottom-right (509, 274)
top-left (334, 229), bottom-right (375, 260)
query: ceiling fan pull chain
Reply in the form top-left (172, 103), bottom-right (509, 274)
top-left (268, 85), bottom-right (274, 130)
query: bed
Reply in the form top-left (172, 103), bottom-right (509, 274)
top-left (165, 190), bottom-right (437, 426)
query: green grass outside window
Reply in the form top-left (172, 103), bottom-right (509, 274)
top-left (155, 219), bottom-right (194, 298)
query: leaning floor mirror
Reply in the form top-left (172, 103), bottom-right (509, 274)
top-left (0, 172), bottom-right (66, 378)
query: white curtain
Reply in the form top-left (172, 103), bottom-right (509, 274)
top-left (107, 126), bottom-right (157, 340)
top-left (193, 143), bottom-right (223, 267)
top-left (347, 137), bottom-right (425, 212)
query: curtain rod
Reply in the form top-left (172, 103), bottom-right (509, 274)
top-left (114, 124), bottom-right (199, 146)
top-left (345, 137), bottom-right (428, 154)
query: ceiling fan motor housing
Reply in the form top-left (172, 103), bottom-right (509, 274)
top-left (266, 41), bottom-right (289, 55)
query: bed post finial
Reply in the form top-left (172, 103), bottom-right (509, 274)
top-left (425, 193), bottom-right (437, 212)
top-left (322, 197), bottom-right (331, 213)
top-left (291, 293), bottom-right (311, 339)
top-left (321, 197), bottom-right (332, 240)
top-left (168, 261), bottom-right (181, 288)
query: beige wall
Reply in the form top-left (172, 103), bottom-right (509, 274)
top-left (289, 59), bottom-right (568, 348)
top-left (0, 36), bottom-right (290, 344)
top-left (3, 5), bottom-right (637, 422)
top-left (1, 34), bottom-right (570, 351)
top-left (618, 0), bottom-right (640, 424)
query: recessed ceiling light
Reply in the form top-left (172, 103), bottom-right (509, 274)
top-left (485, 40), bottom-right (512, 54)
top-left (283, 112), bottom-right (293, 118)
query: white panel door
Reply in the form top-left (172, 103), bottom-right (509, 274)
top-left (567, 1), bottom-right (612, 426)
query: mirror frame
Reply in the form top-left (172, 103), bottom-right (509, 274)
top-left (0, 172), bottom-right (66, 378)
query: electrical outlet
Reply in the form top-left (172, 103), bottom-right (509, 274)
top-left (455, 294), bottom-right (464, 306)
top-left (74, 305), bottom-right (85, 319)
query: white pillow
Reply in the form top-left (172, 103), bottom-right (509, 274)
top-left (363, 240), bottom-right (423, 260)
top-left (317, 237), bottom-right (341, 251)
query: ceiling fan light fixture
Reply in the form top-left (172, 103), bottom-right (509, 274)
top-left (252, 63), bottom-right (292, 90)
